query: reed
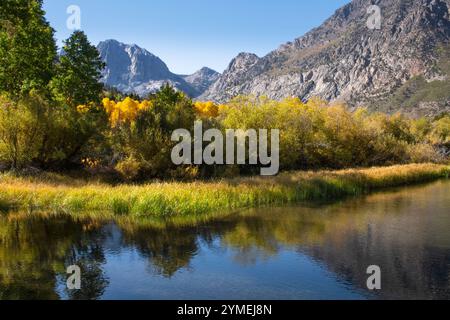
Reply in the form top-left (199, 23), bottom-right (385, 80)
top-left (0, 164), bottom-right (448, 218)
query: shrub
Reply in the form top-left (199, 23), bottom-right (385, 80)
top-left (115, 157), bottom-right (142, 181)
top-left (430, 115), bottom-right (450, 145)
top-left (0, 93), bottom-right (45, 169)
top-left (106, 85), bottom-right (196, 179)
top-left (407, 144), bottom-right (442, 163)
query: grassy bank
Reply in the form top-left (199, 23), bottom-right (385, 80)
top-left (0, 164), bottom-right (449, 218)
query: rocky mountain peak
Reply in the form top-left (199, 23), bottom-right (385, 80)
top-left (229, 52), bottom-right (260, 71)
top-left (97, 40), bottom-right (218, 98)
top-left (182, 67), bottom-right (220, 94)
top-left (200, 0), bottom-right (450, 116)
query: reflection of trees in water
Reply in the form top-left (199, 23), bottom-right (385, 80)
top-left (307, 183), bottom-right (450, 299)
top-left (0, 213), bottom-right (240, 300)
top-left (0, 181), bottom-right (448, 299)
top-left (0, 218), bottom-right (60, 299)
top-left (64, 229), bottom-right (110, 300)
top-left (218, 182), bottom-right (450, 299)
top-left (119, 221), bottom-right (237, 278)
top-left (124, 228), bottom-right (199, 278)
top-left (0, 216), bottom-right (109, 300)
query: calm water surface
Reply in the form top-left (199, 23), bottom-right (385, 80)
top-left (0, 180), bottom-right (449, 300)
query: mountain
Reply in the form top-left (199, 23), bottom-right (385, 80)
top-left (97, 40), bottom-right (219, 98)
top-left (181, 67), bottom-right (220, 95)
top-left (200, 0), bottom-right (450, 116)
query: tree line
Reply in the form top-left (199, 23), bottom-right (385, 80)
top-left (0, 0), bottom-right (449, 181)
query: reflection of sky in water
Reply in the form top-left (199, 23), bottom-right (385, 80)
top-left (2, 180), bottom-right (450, 300)
top-left (98, 243), bottom-right (366, 300)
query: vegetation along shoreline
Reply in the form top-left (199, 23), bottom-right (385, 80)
top-left (1, 164), bottom-right (448, 219)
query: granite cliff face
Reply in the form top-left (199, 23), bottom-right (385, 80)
top-left (181, 67), bottom-right (220, 95)
top-left (97, 40), bottom-right (219, 98)
top-left (200, 0), bottom-right (450, 115)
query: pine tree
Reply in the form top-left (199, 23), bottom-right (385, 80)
top-left (51, 30), bottom-right (105, 107)
top-left (0, 0), bottom-right (57, 99)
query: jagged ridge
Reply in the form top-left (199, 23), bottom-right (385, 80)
top-left (97, 39), bottom-right (219, 98)
top-left (200, 0), bottom-right (450, 115)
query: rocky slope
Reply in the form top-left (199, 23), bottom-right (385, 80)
top-left (200, 0), bottom-right (450, 115)
top-left (181, 67), bottom-right (220, 95)
top-left (97, 40), bottom-right (219, 98)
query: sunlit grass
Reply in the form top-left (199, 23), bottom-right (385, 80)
top-left (0, 164), bottom-right (448, 218)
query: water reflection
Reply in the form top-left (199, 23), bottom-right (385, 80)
top-left (0, 216), bottom-right (110, 299)
top-left (0, 180), bottom-right (449, 300)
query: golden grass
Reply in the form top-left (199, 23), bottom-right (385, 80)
top-left (0, 164), bottom-right (448, 218)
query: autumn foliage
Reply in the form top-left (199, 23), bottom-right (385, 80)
top-left (100, 98), bottom-right (221, 126)
top-left (194, 101), bottom-right (220, 118)
top-left (102, 97), bottom-right (152, 127)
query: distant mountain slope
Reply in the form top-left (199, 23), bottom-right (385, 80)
top-left (200, 0), bottom-right (450, 115)
top-left (181, 67), bottom-right (220, 95)
top-left (97, 40), bottom-right (219, 98)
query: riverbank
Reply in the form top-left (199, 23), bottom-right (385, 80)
top-left (0, 163), bottom-right (448, 218)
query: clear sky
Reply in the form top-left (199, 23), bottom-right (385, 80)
top-left (43, 0), bottom-right (350, 74)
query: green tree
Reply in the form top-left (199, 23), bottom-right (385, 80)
top-left (112, 85), bottom-right (196, 180)
top-left (0, 93), bottom-right (47, 169)
top-left (36, 31), bottom-right (108, 168)
top-left (0, 0), bottom-right (57, 99)
top-left (51, 30), bottom-right (105, 107)
top-left (148, 84), bottom-right (196, 133)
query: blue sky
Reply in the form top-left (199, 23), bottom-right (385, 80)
top-left (43, 0), bottom-right (350, 74)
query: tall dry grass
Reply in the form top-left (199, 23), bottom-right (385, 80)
top-left (0, 164), bottom-right (448, 217)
